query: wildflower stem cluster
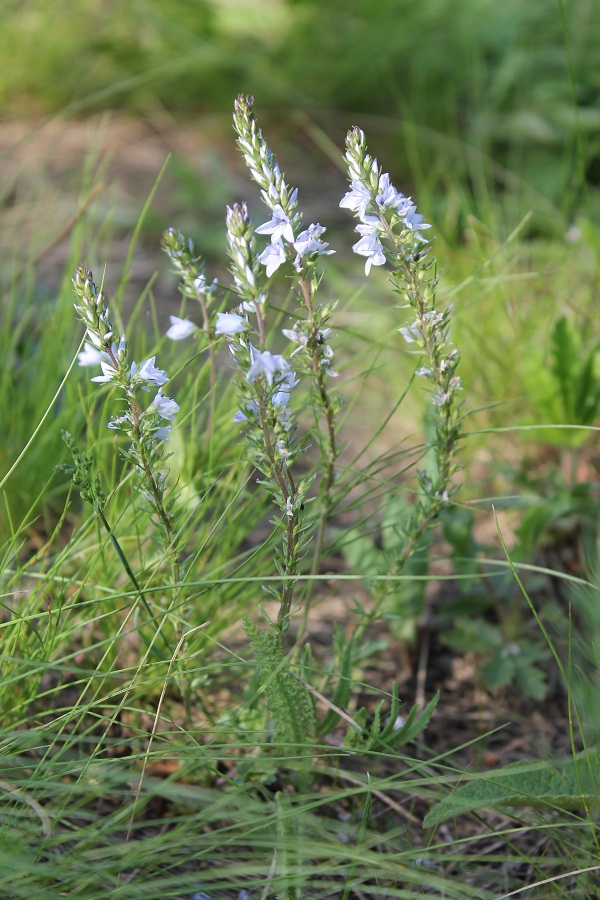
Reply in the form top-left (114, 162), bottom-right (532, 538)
top-left (340, 127), bottom-right (464, 629)
top-left (233, 95), bottom-right (342, 639)
top-left (222, 199), bottom-right (307, 646)
top-left (160, 95), bottom-right (343, 647)
top-left (72, 265), bottom-right (182, 585)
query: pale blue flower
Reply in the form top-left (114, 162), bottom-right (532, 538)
top-left (273, 371), bottom-right (299, 406)
top-left (246, 350), bottom-right (289, 386)
top-left (255, 204), bottom-right (295, 243)
top-left (131, 357), bottom-right (168, 387)
top-left (151, 389), bottom-right (180, 421)
top-left (403, 205), bottom-right (431, 237)
top-left (234, 400), bottom-right (258, 423)
top-left (293, 223), bottom-right (334, 266)
top-left (258, 240), bottom-right (287, 277)
top-left (399, 321), bottom-right (421, 343)
top-left (91, 360), bottom-right (120, 383)
top-left (395, 193), bottom-right (413, 216)
top-left (215, 312), bottom-right (249, 336)
top-left (107, 414), bottom-right (129, 429)
top-left (166, 316), bottom-right (196, 340)
top-left (78, 342), bottom-right (104, 367)
top-left (340, 180), bottom-right (371, 219)
top-left (154, 425), bottom-right (172, 442)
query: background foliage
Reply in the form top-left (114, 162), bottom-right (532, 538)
top-left (3, 0), bottom-right (599, 216)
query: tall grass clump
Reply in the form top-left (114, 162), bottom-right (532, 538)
top-left (1, 94), bottom-right (599, 899)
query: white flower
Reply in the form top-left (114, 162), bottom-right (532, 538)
top-left (293, 223), bottom-right (334, 260)
top-left (151, 389), bottom-right (180, 421)
top-left (340, 180), bottom-right (372, 220)
top-left (375, 173), bottom-right (399, 208)
top-left (277, 439), bottom-right (290, 460)
top-left (112, 334), bottom-right (127, 360)
top-left (433, 390), bottom-right (450, 407)
top-left (78, 342), bottom-right (104, 367)
top-left (193, 274), bottom-right (207, 293)
top-left (242, 292), bottom-right (267, 314)
top-left (91, 360), bottom-right (120, 383)
top-left (215, 312), bottom-right (249, 336)
top-left (282, 324), bottom-right (308, 356)
top-left (258, 240), bottom-right (287, 277)
top-left (255, 204), bottom-right (295, 243)
top-left (246, 350), bottom-right (289, 386)
top-left (352, 218), bottom-right (387, 274)
top-left (166, 316), bottom-right (196, 341)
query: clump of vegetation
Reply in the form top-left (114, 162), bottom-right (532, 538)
top-left (0, 89), bottom-right (599, 899)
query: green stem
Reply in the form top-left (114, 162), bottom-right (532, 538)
top-left (256, 383), bottom-right (299, 647)
top-left (295, 278), bottom-right (339, 644)
top-left (95, 505), bottom-right (170, 659)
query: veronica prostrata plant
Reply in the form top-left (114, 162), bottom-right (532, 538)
top-left (162, 96), bottom-right (342, 655)
top-left (71, 265), bottom-right (182, 588)
top-left (230, 94), bottom-right (342, 645)
top-left (340, 126), bottom-right (465, 636)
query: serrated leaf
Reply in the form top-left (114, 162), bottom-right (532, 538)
top-left (480, 651), bottom-right (515, 689)
top-left (424, 749), bottom-right (600, 828)
top-left (391, 691), bottom-right (439, 746)
top-left (514, 659), bottom-right (547, 700)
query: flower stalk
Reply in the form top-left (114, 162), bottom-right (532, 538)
top-left (340, 127), bottom-right (465, 632)
top-left (73, 265), bottom-right (182, 587)
top-left (233, 95), bottom-right (342, 639)
top-left (223, 199), bottom-right (309, 646)
top-left (162, 227), bottom-right (218, 436)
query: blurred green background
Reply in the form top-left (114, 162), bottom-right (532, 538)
top-left (2, 0), bottom-right (599, 224)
